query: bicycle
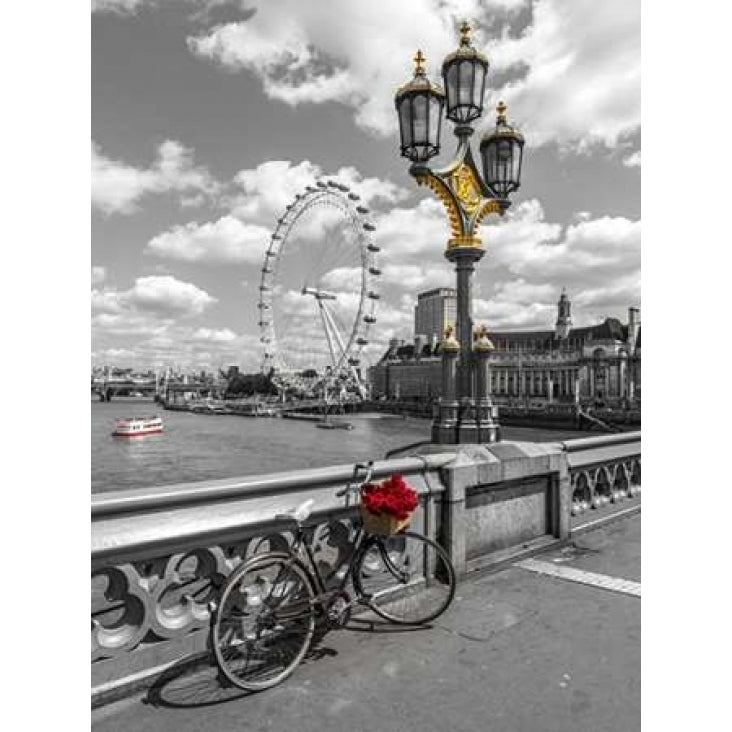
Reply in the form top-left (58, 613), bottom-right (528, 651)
top-left (211, 461), bottom-right (456, 691)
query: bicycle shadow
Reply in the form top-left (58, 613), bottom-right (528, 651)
top-left (344, 615), bottom-right (433, 634)
top-left (143, 633), bottom-right (340, 709)
top-left (143, 619), bottom-right (430, 709)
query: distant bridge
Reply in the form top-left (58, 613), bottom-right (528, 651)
top-left (91, 379), bottom-right (227, 403)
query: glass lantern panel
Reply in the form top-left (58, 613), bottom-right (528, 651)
top-left (472, 64), bottom-right (486, 112)
top-left (513, 141), bottom-right (524, 188)
top-left (445, 64), bottom-right (459, 112)
top-left (428, 94), bottom-right (442, 149)
top-left (458, 60), bottom-right (474, 107)
top-left (413, 94), bottom-right (428, 145)
top-left (399, 98), bottom-right (413, 148)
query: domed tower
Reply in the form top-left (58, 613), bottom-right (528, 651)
top-left (555, 288), bottom-right (572, 340)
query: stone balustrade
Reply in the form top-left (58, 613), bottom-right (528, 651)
top-left (564, 433), bottom-right (642, 514)
top-left (91, 432), bottom-right (640, 704)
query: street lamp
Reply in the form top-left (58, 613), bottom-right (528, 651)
top-left (395, 50), bottom-right (445, 163)
top-left (394, 21), bottom-right (525, 444)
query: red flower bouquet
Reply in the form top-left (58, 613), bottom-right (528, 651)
top-left (360, 474), bottom-right (418, 535)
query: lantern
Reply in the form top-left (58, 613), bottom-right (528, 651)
top-left (480, 101), bottom-right (525, 199)
top-left (441, 22), bottom-right (489, 125)
top-left (394, 50), bottom-right (445, 163)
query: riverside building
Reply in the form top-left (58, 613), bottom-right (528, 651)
top-left (371, 290), bottom-right (641, 408)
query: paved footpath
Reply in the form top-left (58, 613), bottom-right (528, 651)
top-left (93, 514), bottom-right (641, 732)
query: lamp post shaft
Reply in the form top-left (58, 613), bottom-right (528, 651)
top-left (447, 246), bottom-right (483, 397)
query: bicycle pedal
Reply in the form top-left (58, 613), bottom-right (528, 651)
top-left (208, 601), bottom-right (218, 613)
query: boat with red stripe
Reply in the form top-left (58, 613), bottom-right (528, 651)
top-left (112, 415), bottom-right (163, 437)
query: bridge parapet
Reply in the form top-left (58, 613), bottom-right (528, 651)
top-left (91, 432), bottom-right (640, 705)
top-left (563, 432), bottom-right (641, 513)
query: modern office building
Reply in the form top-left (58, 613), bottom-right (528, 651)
top-left (414, 288), bottom-right (457, 347)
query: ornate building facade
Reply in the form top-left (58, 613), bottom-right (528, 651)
top-left (371, 291), bottom-right (641, 408)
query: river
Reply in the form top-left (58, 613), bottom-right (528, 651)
top-left (91, 399), bottom-right (590, 494)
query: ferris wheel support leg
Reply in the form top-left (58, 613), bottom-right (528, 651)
top-left (320, 301), bottom-right (348, 360)
top-left (321, 301), bottom-right (367, 397)
top-left (317, 300), bottom-right (339, 370)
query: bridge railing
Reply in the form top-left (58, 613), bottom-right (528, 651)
top-left (91, 432), bottom-right (640, 704)
top-left (563, 432), bottom-right (641, 513)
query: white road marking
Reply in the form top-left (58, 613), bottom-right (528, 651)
top-left (515, 558), bottom-right (641, 598)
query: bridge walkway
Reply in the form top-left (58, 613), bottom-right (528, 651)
top-left (92, 514), bottom-right (640, 732)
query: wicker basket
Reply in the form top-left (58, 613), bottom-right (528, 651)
top-left (359, 504), bottom-right (412, 536)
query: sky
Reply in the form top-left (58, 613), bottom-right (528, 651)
top-left (91, 0), bottom-right (641, 373)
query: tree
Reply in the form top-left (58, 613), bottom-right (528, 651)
top-left (225, 371), bottom-right (277, 398)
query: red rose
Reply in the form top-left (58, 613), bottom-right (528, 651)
top-left (361, 474), bottom-right (418, 519)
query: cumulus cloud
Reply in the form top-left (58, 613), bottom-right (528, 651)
top-left (147, 159), bottom-right (407, 264)
top-left (227, 159), bottom-right (408, 223)
top-left (188, 326), bottom-right (239, 343)
top-left (373, 197), bottom-right (452, 259)
top-left (147, 215), bottom-right (271, 264)
top-left (91, 276), bottom-right (242, 370)
top-left (93, 325), bottom-right (249, 371)
top-left (92, 275), bottom-right (216, 321)
top-left (91, 265), bottom-right (107, 285)
top-left (491, 0), bottom-right (640, 149)
top-left (362, 194), bottom-right (640, 335)
top-left (91, 140), bottom-right (218, 214)
top-left (623, 150), bottom-right (641, 168)
top-left (188, 0), bottom-right (639, 150)
top-left (188, 1), bottom-right (491, 135)
top-left (481, 199), bottom-right (640, 285)
top-left (474, 297), bottom-right (555, 329)
top-left (91, 0), bottom-right (147, 12)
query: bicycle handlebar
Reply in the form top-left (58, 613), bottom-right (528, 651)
top-left (335, 461), bottom-right (374, 498)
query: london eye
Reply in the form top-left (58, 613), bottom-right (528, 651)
top-left (258, 180), bottom-right (381, 399)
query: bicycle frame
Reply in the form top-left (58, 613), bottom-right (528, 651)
top-left (290, 522), bottom-right (368, 603)
top-left (264, 522), bottom-right (410, 625)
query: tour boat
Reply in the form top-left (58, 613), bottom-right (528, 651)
top-left (112, 416), bottom-right (164, 437)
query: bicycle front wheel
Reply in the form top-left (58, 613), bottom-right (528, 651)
top-left (213, 552), bottom-right (316, 691)
top-left (353, 531), bottom-right (456, 625)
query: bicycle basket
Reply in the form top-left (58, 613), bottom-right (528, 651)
top-left (359, 504), bottom-right (412, 536)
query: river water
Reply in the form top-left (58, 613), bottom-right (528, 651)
top-left (91, 399), bottom-right (589, 495)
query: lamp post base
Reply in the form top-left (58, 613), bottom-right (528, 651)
top-left (457, 396), bottom-right (480, 443)
top-left (476, 399), bottom-right (500, 443)
top-left (431, 399), bottom-right (459, 444)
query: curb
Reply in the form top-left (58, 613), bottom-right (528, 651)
top-left (571, 502), bottom-right (641, 537)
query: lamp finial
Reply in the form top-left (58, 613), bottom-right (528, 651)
top-left (413, 49), bottom-right (426, 76)
top-left (459, 21), bottom-right (472, 47)
top-left (496, 100), bottom-right (507, 124)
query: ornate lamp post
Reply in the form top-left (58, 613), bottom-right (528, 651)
top-left (394, 22), bottom-right (525, 444)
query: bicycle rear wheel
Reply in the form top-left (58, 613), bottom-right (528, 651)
top-left (353, 531), bottom-right (456, 625)
top-left (213, 552), bottom-right (316, 691)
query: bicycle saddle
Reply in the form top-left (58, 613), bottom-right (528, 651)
top-left (274, 498), bottom-right (315, 525)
